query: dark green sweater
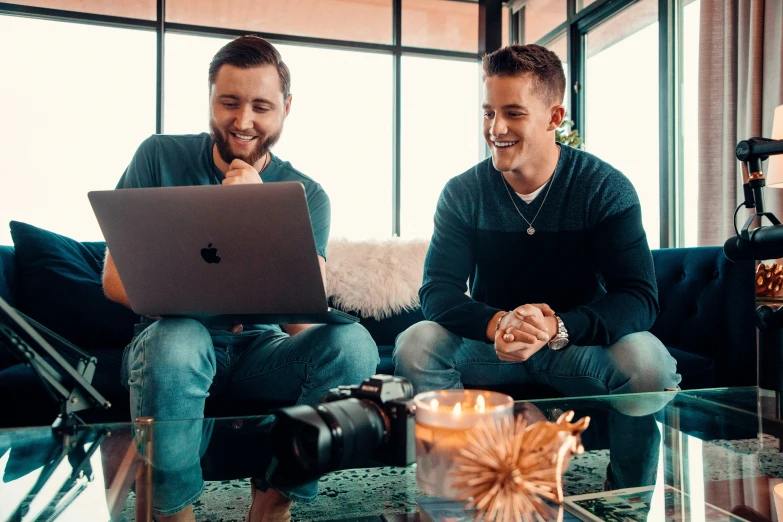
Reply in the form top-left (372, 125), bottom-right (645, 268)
top-left (420, 144), bottom-right (658, 346)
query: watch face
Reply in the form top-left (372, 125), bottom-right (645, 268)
top-left (549, 337), bottom-right (569, 350)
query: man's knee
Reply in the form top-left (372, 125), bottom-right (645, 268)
top-left (393, 321), bottom-right (454, 373)
top-left (606, 332), bottom-right (681, 394)
top-left (130, 318), bottom-right (215, 376)
top-left (309, 323), bottom-right (379, 380)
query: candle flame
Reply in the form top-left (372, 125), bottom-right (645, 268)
top-left (476, 395), bottom-right (486, 413)
top-left (453, 402), bottom-right (462, 417)
top-left (430, 399), bottom-right (439, 411)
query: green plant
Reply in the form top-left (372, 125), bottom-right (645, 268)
top-left (556, 116), bottom-right (584, 149)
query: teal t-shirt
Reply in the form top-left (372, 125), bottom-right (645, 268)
top-left (116, 133), bottom-right (331, 258)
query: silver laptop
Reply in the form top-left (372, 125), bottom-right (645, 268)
top-left (88, 183), bottom-right (358, 325)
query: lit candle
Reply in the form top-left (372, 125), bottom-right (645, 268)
top-left (413, 390), bottom-right (513, 498)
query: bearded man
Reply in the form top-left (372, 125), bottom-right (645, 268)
top-left (103, 35), bottom-right (378, 522)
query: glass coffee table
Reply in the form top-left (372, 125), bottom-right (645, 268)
top-left (2, 387), bottom-right (782, 521)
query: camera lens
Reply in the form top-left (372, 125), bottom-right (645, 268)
top-left (271, 398), bottom-right (388, 483)
top-left (318, 398), bottom-right (387, 471)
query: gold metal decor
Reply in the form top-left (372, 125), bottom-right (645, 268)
top-left (450, 411), bottom-right (590, 522)
top-left (756, 263), bottom-right (783, 298)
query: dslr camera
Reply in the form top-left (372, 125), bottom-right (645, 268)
top-left (270, 375), bottom-right (416, 485)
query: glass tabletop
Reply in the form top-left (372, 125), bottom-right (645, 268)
top-left (1, 386), bottom-right (782, 522)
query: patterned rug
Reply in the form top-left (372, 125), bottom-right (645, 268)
top-left (116, 434), bottom-right (783, 521)
top-left (116, 450), bottom-right (610, 521)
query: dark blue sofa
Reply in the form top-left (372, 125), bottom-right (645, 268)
top-left (0, 221), bottom-right (758, 427)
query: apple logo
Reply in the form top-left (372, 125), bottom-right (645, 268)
top-left (200, 243), bottom-right (221, 264)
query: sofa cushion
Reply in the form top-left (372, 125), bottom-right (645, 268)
top-left (377, 348), bottom-right (395, 375)
top-left (650, 247), bottom-right (755, 387)
top-left (0, 348), bottom-right (130, 427)
top-left (665, 346), bottom-right (715, 390)
top-left (9, 221), bottom-right (137, 351)
top-left (357, 308), bottom-right (425, 346)
top-left (335, 307), bottom-right (425, 376)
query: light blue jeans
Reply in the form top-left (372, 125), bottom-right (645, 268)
top-left (121, 318), bottom-right (379, 517)
top-left (393, 321), bottom-right (681, 415)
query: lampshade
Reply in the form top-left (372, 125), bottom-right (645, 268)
top-left (766, 104), bottom-right (783, 187)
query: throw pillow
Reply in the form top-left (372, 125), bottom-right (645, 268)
top-left (9, 221), bottom-right (138, 351)
top-left (325, 237), bottom-right (429, 320)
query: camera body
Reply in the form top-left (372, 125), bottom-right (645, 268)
top-left (320, 374), bottom-right (417, 467)
top-left (270, 375), bottom-right (416, 485)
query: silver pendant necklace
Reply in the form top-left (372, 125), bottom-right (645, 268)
top-left (500, 150), bottom-right (559, 235)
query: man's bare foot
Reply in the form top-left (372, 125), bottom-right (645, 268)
top-left (156, 505), bottom-right (195, 522)
top-left (246, 481), bottom-right (292, 522)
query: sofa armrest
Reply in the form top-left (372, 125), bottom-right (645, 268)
top-left (650, 246), bottom-right (756, 387)
top-left (0, 245), bottom-right (16, 306)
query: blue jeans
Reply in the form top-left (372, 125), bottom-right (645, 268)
top-left (393, 321), bottom-right (681, 416)
top-left (393, 322), bottom-right (678, 491)
top-left (121, 319), bottom-right (379, 517)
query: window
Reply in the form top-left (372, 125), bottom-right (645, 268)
top-left (584, 0), bottom-right (660, 248)
top-left (400, 56), bottom-right (482, 239)
top-left (166, 0), bottom-right (393, 44)
top-left (5, 0), bottom-right (155, 19)
top-left (273, 44), bottom-right (393, 240)
top-left (503, 7), bottom-right (510, 45)
top-left (163, 34), bottom-right (230, 135)
top-left (523, 0), bottom-right (566, 45)
top-left (0, 15), bottom-right (156, 244)
top-left (164, 34), bottom-right (394, 240)
top-left (402, 0), bottom-right (478, 53)
top-left (682, 0), bottom-right (700, 246)
top-left (546, 33), bottom-right (569, 112)
top-left (0, 2), bottom-right (509, 243)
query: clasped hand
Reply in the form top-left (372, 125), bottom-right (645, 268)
top-left (494, 303), bottom-right (555, 362)
top-left (222, 158), bottom-right (262, 185)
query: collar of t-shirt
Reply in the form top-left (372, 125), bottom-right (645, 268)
top-left (515, 183), bottom-right (546, 203)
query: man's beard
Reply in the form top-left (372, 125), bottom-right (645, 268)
top-left (210, 123), bottom-right (283, 167)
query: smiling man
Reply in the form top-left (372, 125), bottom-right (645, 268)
top-left (394, 44), bottom-right (680, 405)
top-left (102, 36), bottom-right (378, 522)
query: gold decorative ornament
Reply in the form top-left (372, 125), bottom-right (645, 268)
top-left (756, 262), bottom-right (783, 298)
top-left (450, 411), bottom-right (590, 522)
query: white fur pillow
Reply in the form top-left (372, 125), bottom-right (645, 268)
top-left (325, 238), bottom-right (430, 320)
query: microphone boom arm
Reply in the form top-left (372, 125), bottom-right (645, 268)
top-left (735, 138), bottom-right (783, 238)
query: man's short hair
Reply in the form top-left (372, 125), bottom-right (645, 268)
top-left (482, 44), bottom-right (565, 106)
top-left (208, 35), bottom-right (291, 98)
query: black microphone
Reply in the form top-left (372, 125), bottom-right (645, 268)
top-left (735, 138), bottom-right (783, 162)
top-left (724, 224), bottom-right (783, 262)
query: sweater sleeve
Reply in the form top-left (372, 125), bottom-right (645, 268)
top-left (558, 180), bottom-right (658, 347)
top-left (419, 179), bottom-right (503, 341)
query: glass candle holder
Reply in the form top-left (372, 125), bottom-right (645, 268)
top-left (413, 389), bottom-right (514, 498)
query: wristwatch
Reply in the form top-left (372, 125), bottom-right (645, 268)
top-left (548, 315), bottom-right (569, 350)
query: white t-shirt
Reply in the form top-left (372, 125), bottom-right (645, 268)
top-left (516, 183), bottom-right (546, 203)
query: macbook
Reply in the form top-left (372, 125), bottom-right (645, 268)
top-left (88, 183), bottom-right (358, 325)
